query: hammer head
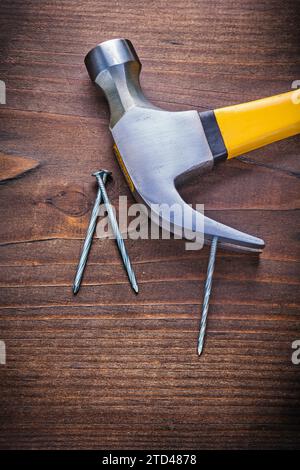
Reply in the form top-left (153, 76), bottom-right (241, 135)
top-left (85, 39), bottom-right (265, 252)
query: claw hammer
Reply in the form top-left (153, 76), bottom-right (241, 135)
top-left (84, 39), bottom-right (300, 351)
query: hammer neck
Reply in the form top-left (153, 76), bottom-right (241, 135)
top-left (95, 62), bottom-right (156, 128)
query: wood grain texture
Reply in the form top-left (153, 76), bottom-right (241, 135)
top-left (0, 0), bottom-right (300, 450)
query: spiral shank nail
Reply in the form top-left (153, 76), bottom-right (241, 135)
top-left (96, 175), bottom-right (138, 293)
top-left (72, 172), bottom-right (108, 294)
top-left (197, 236), bottom-right (218, 355)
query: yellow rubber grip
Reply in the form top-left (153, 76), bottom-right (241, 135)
top-left (214, 90), bottom-right (300, 159)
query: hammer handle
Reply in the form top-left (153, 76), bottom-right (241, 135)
top-left (214, 90), bottom-right (300, 159)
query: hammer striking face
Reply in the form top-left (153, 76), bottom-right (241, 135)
top-left (85, 39), bottom-right (300, 252)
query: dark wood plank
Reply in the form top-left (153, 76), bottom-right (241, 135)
top-left (0, 0), bottom-right (300, 450)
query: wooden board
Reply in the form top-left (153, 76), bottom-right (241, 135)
top-left (0, 0), bottom-right (300, 450)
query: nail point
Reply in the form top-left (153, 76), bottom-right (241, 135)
top-left (133, 283), bottom-right (139, 294)
top-left (72, 284), bottom-right (79, 295)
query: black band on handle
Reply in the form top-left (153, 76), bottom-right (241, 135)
top-left (199, 110), bottom-right (228, 162)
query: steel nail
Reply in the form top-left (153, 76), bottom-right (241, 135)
top-left (72, 170), bottom-right (110, 295)
top-left (197, 236), bottom-right (218, 355)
